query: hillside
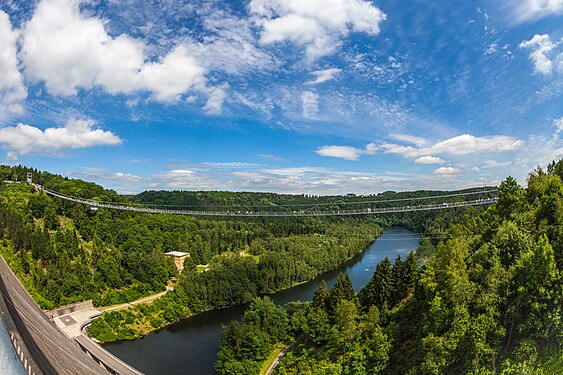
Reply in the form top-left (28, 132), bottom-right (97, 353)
top-left (217, 161), bottom-right (563, 374)
top-left (0, 165), bottom-right (490, 341)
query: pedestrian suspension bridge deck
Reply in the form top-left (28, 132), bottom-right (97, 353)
top-left (38, 185), bottom-right (498, 217)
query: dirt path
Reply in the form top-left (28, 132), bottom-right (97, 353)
top-left (265, 341), bottom-right (296, 375)
top-left (101, 286), bottom-right (172, 312)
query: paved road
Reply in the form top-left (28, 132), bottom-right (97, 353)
top-left (54, 306), bottom-right (102, 338)
top-left (0, 255), bottom-right (109, 375)
top-left (76, 335), bottom-right (143, 375)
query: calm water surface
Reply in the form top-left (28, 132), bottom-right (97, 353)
top-left (0, 309), bottom-right (26, 375)
top-left (104, 227), bottom-right (420, 375)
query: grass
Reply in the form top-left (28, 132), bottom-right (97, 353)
top-left (196, 264), bottom-right (209, 273)
top-left (260, 343), bottom-right (286, 375)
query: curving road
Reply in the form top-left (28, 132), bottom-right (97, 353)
top-left (0, 254), bottom-right (109, 375)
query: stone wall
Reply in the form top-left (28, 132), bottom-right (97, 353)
top-left (45, 300), bottom-right (94, 319)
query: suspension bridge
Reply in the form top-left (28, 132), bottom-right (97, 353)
top-left (36, 184), bottom-right (498, 217)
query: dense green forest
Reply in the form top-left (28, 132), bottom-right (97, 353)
top-left (132, 185), bottom-right (496, 215)
top-left (0, 164), bottom-right (489, 342)
top-left (217, 161), bottom-right (563, 374)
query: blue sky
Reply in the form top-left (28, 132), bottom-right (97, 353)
top-left (0, 0), bottom-right (561, 194)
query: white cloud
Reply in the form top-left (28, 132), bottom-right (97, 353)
top-left (152, 169), bottom-right (209, 190)
top-left (389, 133), bottom-right (428, 147)
top-left (318, 134), bottom-right (524, 164)
top-left (148, 164), bottom-right (488, 195)
top-left (138, 45), bottom-right (206, 103)
top-left (21, 0), bottom-right (221, 108)
top-left (0, 118), bottom-right (121, 156)
top-left (414, 156), bottom-right (445, 164)
top-left (305, 68), bottom-right (342, 85)
top-left (509, 0), bottom-right (563, 23)
top-left (250, 0), bottom-right (386, 60)
top-left (262, 167), bottom-right (326, 175)
top-left (301, 91), bottom-right (319, 119)
top-left (381, 134), bottom-right (524, 158)
top-left (316, 146), bottom-right (364, 160)
top-left (6, 150), bottom-right (17, 161)
top-left (434, 166), bottom-right (461, 176)
top-left (485, 43), bottom-right (497, 55)
top-left (187, 9), bottom-right (277, 75)
top-left (107, 172), bottom-right (143, 182)
top-left (204, 84), bottom-right (228, 115)
top-left (315, 143), bottom-right (377, 160)
top-left (429, 134), bottom-right (524, 154)
top-left (259, 153), bottom-right (284, 161)
top-left (22, 0), bottom-right (139, 95)
top-left (482, 160), bottom-right (514, 169)
top-left (0, 11), bottom-right (27, 114)
top-left (163, 162), bottom-right (262, 170)
top-left (519, 34), bottom-right (561, 75)
top-left (64, 167), bottom-right (147, 192)
top-left (554, 117), bottom-right (563, 138)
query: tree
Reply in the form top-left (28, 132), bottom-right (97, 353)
top-left (43, 202), bottom-right (58, 230)
top-left (306, 310), bottom-right (333, 346)
top-left (491, 221), bottom-right (531, 268)
top-left (403, 251), bottom-right (418, 293)
top-left (497, 176), bottom-right (522, 220)
top-left (327, 273), bottom-right (356, 317)
top-left (313, 279), bottom-right (328, 311)
top-left (343, 350), bottom-right (367, 375)
top-left (243, 297), bottom-right (288, 343)
top-left (547, 159), bottom-right (563, 180)
top-left (335, 299), bottom-right (359, 343)
top-left (391, 255), bottom-right (405, 306)
top-left (359, 257), bottom-right (392, 310)
top-left (505, 236), bottom-right (561, 352)
top-left (364, 325), bottom-right (391, 374)
top-left (417, 237), bottom-right (435, 258)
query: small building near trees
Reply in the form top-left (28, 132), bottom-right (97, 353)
top-left (164, 251), bottom-right (190, 271)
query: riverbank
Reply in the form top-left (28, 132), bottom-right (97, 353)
top-left (103, 227), bottom-right (420, 375)
top-left (90, 230), bottom-right (382, 343)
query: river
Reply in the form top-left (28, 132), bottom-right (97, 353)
top-left (104, 227), bottom-right (420, 375)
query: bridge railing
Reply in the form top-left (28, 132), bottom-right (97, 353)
top-left (39, 185), bottom-right (498, 217)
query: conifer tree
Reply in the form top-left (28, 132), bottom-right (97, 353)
top-left (391, 255), bottom-right (404, 306)
top-left (313, 279), bottom-right (329, 311)
top-left (328, 273), bottom-right (356, 316)
top-left (403, 250), bottom-right (418, 293)
top-left (359, 257), bottom-right (392, 310)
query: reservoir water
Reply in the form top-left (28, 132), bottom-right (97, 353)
top-left (0, 309), bottom-right (26, 375)
top-left (104, 227), bottom-right (420, 375)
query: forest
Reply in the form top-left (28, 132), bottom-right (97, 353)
top-left (217, 161), bottom-right (563, 374)
top-left (0, 164), bottom-right (490, 343)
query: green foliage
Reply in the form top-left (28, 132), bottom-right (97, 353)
top-left (313, 279), bottom-right (328, 311)
top-left (359, 257), bottom-right (393, 310)
top-left (218, 160), bottom-right (563, 374)
top-left (216, 297), bottom-right (287, 373)
top-left (335, 299), bottom-right (358, 343)
top-left (243, 297), bottom-right (288, 343)
top-left (327, 273), bottom-right (356, 317)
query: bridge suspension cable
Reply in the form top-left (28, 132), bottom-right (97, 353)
top-left (36, 184), bottom-right (498, 217)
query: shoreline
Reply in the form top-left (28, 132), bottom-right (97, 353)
top-left (91, 232), bottom-right (382, 344)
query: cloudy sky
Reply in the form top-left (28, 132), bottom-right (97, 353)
top-left (0, 0), bottom-right (561, 194)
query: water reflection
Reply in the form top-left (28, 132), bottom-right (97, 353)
top-left (105, 227), bottom-right (420, 375)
